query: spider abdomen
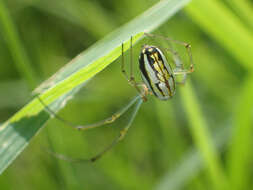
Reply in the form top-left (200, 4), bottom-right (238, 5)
top-left (139, 45), bottom-right (175, 100)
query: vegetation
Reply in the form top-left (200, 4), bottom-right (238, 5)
top-left (0, 0), bottom-right (252, 189)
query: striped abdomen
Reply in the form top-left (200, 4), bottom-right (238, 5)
top-left (139, 45), bottom-right (175, 100)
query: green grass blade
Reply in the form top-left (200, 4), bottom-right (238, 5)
top-left (227, 76), bottom-right (253, 190)
top-left (19, 0), bottom-right (117, 38)
top-left (185, 0), bottom-right (253, 70)
top-left (184, 1), bottom-right (253, 188)
top-left (0, 0), bottom-right (191, 175)
top-left (226, 0), bottom-right (253, 30)
top-left (180, 81), bottom-right (228, 190)
top-left (0, 1), bottom-right (38, 88)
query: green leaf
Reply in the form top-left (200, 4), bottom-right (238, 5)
top-left (0, 0), bottom-right (191, 175)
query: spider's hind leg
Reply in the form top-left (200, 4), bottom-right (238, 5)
top-left (37, 94), bottom-right (140, 131)
top-left (143, 32), bottom-right (194, 85)
top-left (172, 56), bottom-right (194, 85)
top-left (40, 95), bottom-right (143, 163)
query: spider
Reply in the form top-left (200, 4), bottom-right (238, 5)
top-left (38, 32), bottom-right (194, 162)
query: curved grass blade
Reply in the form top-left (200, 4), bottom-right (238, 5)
top-left (0, 0), bottom-right (191, 174)
top-left (180, 81), bottom-right (228, 190)
top-left (227, 76), bottom-right (253, 190)
top-left (226, 0), bottom-right (253, 30)
top-left (185, 0), bottom-right (253, 70)
top-left (0, 1), bottom-right (38, 88)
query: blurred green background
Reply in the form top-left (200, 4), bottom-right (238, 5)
top-left (0, 0), bottom-right (253, 189)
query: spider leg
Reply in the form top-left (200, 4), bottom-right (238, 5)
top-left (37, 95), bottom-right (141, 131)
top-left (173, 64), bottom-right (194, 85)
top-left (144, 32), bottom-right (194, 71)
top-left (44, 96), bottom-right (143, 163)
top-left (121, 37), bottom-right (148, 101)
top-left (143, 33), bottom-right (194, 85)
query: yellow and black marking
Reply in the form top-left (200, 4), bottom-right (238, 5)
top-left (139, 45), bottom-right (175, 100)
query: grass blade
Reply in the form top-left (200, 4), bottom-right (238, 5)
top-left (227, 76), bottom-right (253, 190)
top-left (226, 0), bottom-right (253, 30)
top-left (180, 81), bottom-right (228, 190)
top-left (0, 1), bottom-right (38, 88)
top-left (17, 0), bottom-right (117, 38)
top-left (185, 0), bottom-right (253, 70)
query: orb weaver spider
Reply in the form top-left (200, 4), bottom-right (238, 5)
top-left (38, 32), bottom-right (194, 162)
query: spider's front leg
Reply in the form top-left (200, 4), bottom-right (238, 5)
top-left (121, 37), bottom-right (148, 101)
